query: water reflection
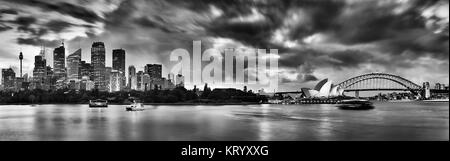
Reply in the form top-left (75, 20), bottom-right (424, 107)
top-left (0, 103), bottom-right (448, 141)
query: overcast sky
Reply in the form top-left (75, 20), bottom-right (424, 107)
top-left (0, 0), bottom-right (448, 91)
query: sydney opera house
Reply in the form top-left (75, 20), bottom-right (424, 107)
top-left (301, 79), bottom-right (345, 98)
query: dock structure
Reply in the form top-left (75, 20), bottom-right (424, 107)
top-left (298, 98), bottom-right (341, 104)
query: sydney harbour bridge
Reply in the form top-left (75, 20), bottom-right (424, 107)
top-left (276, 72), bottom-right (429, 98)
top-left (337, 73), bottom-right (423, 97)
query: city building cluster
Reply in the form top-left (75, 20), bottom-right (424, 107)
top-left (1, 42), bottom-right (185, 92)
top-left (422, 82), bottom-right (450, 99)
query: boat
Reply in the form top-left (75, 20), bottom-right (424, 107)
top-left (126, 102), bottom-right (145, 111)
top-left (89, 99), bottom-right (108, 108)
top-left (337, 99), bottom-right (374, 110)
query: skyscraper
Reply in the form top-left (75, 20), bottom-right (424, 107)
top-left (67, 49), bottom-right (82, 80)
top-left (91, 42), bottom-right (106, 91)
top-left (53, 43), bottom-right (66, 80)
top-left (1, 68), bottom-right (16, 91)
top-left (128, 65), bottom-right (137, 90)
top-left (112, 49), bottom-right (126, 90)
top-left (33, 54), bottom-right (47, 90)
top-left (145, 64), bottom-right (162, 79)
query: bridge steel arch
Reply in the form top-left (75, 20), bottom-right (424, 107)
top-left (337, 73), bottom-right (422, 93)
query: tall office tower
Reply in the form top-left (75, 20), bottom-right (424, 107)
top-left (67, 49), bottom-right (82, 80)
top-left (128, 66), bottom-right (137, 90)
top-left (33, 53), bottom-right (47, 90)
top-left (112, 49), bottom-right (126, 90)
top-left (53, 43), bottom-right (66, 80)
top-left (1, 68), bottom-right (16, 91)
top-left (137, 71), bottom-right (144, 91)
top-left (91, 42), bottom-right (106, 91)
top-left (19, 52), bottom-right (23, 77)
top-left (145, 64), bottom-right (162, 79)
top-left (46, 66), bottom-right (55, 90)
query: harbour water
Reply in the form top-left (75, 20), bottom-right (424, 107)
top-left (0, 102), bottom-right (448, 141)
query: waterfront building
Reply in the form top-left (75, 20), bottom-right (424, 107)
top-left (168, 73), bottom-right (175, 83)
top-left (113, 49), bottom-right (126, 90)
top-left (148, 78), bottom-right (175, 90)
top-left (435, 83), bottom-right (442, 90)
top-left (145, 64), bottom-right (162, 79)
top-left (423, 82), bottom-right (431, 99)
top-left (105, 67), bottom-right (112, 92)
top-left (15, 77), bottom-right (25, 91)
top-left (80, 76), bottom-right (95, 91)
top-left (301, 79), bottom-right (344, 98)
top-left (176, 74), bottom-right (185, 87)
top-left (110, 70), bottom-right (121, 92)
top-left (137, 71), bottom-right (144, 91)
top-left (80, 61), bottom-right (93, 80)
top-left (91, 42), bottom-right (106, 91)
top-left (1, 68), bottom-right (16, 91)
top-left (53, 43), bottom-right (66, 80)
top-left (142, 73), bottom-right (151, 91)
top-left (67, 49), bottom-right (82, 80)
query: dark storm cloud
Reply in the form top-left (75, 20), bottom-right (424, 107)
top-left (326, 50), bottom-right (376, 69)
top-left (3, 16), bottom-right (49, 39)
top-left (44, 20), bottom-right (74, 33)
top-left (280, 49), bottom-right (378, 69)
top-left (14, 17), bottom-right (37, 27)
top-left (3, 0), bottom-right (102, 23)
top-left (134, 17), bottom-right (175, 33)
top-left (0, 24), bottom-right (12, 32)
top-left (167, 0), bottom-right (448, 72)
top-left (378, 29), bottom-right (449, 59)
top-left (17, 37), bottom-right (60, 47)
top-left (9, 17), bottom-right (50, 37)
top-left (0, 9), bottom-right (18, 15)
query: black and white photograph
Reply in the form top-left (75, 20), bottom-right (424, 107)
top-left (0, 0), bottom-right (448, 146)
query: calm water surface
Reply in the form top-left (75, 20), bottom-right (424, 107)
top-left (0, 102), bottom-right (448, 141)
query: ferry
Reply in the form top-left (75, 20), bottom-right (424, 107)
top-left (337, 99), bottom-right (374, 110)
top-left (126, 102), bottom-right (145, 111)
top-left (89, 99), bottom-right (108, 108)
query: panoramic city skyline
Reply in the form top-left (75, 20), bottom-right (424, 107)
top-left (0, 0), bottom-right (448, 92)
